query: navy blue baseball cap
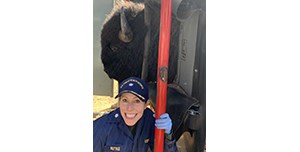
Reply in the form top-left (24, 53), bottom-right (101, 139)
top-left (115, 77), bottom-right (149, 102)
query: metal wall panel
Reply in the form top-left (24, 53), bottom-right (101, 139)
top-left (93, 0), bottom-right (114, 96)
top-left (176, 11), bottom-right (200, 96)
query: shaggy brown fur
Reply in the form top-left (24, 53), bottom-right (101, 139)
top-left (100, 1), bottom-right (180, 83)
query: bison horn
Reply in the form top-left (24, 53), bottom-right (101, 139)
top-left (119, 6), bottom-right (133, 43)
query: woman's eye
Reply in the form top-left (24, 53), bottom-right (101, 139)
top-left (135, 100), bottom-right (141, 103)
top-left (122, 99), bottom-right (127, 103)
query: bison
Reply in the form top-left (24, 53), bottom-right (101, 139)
top-left (100, 0), bottom-right (180, 83)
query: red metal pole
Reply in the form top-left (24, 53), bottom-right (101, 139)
top-left (154, 0), bottom-right (172, 151)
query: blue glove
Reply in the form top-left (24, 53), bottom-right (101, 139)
top-left (154, 113), bottom-right (172, 134)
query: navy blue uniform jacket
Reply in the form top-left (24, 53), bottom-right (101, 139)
top-left (93, 108), bottom-right (178, 152)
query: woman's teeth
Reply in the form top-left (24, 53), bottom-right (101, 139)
top-left (126, 113), bottom-right (136, 118)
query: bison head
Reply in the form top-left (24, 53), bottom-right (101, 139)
top-left (101, 1), bottom-right (180, 83)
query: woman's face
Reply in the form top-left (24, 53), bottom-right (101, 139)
top-left (119, 93), bottom-right (147, 126)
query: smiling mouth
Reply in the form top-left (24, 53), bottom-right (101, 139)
top-left (125, 113), bottom-right (137, 119)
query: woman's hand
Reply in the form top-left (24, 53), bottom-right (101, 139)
top-left (154, 113), bottom-right (172, 134)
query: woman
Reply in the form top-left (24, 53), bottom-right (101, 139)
top-left (93, 77), bottom-right (178, 152)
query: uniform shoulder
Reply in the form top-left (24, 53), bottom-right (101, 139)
top-left (144, 107), bottom-right (154, 114)
top-left (143, 108), bottom-right (155, 120)
top-left (93, 109), bottom-right (120, 127)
